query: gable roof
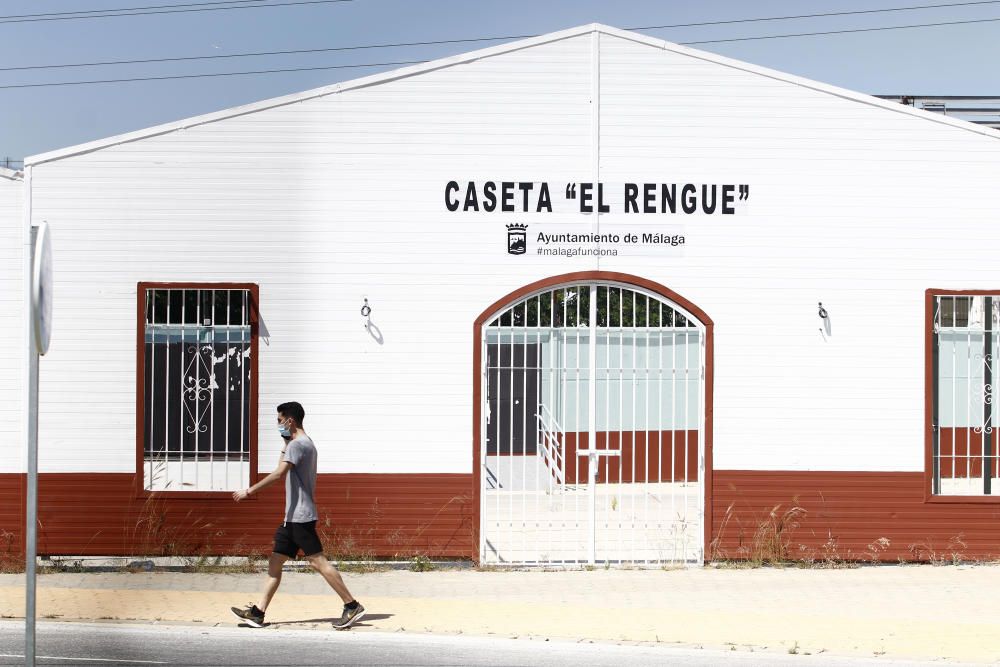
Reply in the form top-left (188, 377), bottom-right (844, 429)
top-left (25, 23), bottom-right (1000, 166)
top-left (0, 167), bottom-right (21, 181)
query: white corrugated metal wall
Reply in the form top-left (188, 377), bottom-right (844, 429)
top-left (18, 25), bottom-right (1000, 486)
top-left (26, 33), bottom-right (597, 476)
top-left (0, 169), bottom-right (23, 474)
top-left (595, 31), bottom-right (1000, 471)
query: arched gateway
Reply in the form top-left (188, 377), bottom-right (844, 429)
top-left (473, 272), bottom-right (713, 566)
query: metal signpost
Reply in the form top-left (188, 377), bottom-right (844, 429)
top-left (26, 221), bottom-right (52, 667)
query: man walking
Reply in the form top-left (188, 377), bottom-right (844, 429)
top-left (230, 401), bottom-right (365, 630)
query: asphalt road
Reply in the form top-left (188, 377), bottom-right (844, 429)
top-left (0, 621), bottom-right (983, 667)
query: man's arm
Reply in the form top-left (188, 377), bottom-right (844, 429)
top-left (232, 460), bottom-right (293, 502)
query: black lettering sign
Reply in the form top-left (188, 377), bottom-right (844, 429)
top-left (580, 182), bottom-right (593, 213)
top-left (662, 184), bottom-right (676, 214)
top-left (445, 181), bottom-right (460, 212)
top-left (643, 183), bottom-right (655, 214)
top-left (701, 184), bottom-right (717, 214)
top-left (598, 183), bottom-right (610, 213)
top-left (537, 182), bottom-right (552, 213)
top-left (681, 184), bottom-right (697, 214)
top-left (501, 181), bottom-right (515, 212)
top-left (464, 183), bottom-right (479, 211)
top-left (443, 180), bottom-right (750, 215)
top-left (518, 182), bottom-right (533, 211)
top-left (624, 183), bottom-right (638, 213)
top-left (483, 181), bottom-right (497, 212)
top-left (722, 184), bottom-right (736, 214)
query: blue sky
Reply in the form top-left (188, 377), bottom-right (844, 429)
top-left (3, 0), bottom-right (1000, 160)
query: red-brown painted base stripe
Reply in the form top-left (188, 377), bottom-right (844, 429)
top-left (713, 470), bottom-right (1000, 562)
top-left (0, 473), bottom-right (473, 559)
top-left (9, 470), bottom-right (1000, 563)
top-left (0, 473), bottom-right (23, 566)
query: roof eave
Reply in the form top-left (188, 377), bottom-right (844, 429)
top-left (592, 23), bottom-right (1000, 141)
top-left (24, 23), bottom-right (600, 166)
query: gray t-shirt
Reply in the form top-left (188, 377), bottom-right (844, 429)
top-left (282, 435), bottom-right (318, 523)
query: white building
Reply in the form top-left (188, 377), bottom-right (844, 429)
top-left (5, 24), bottom-right (1000, 565)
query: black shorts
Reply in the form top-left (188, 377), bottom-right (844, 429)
top-left (273, 521), bottom-right (323, 558)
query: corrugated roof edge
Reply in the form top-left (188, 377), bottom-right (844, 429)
top-left (24, 22), bottom-right (1000, 166)
top-left (0, 167), bottom-right (21, 180)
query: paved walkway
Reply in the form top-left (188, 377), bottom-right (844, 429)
top-left (2, 564), bottom-right (1000, 664)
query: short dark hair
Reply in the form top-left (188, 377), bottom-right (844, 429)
top-left (277, 401), bottom-right (305, 425)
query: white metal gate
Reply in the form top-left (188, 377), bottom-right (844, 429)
top-left (479, 282), bottom-right (706, 565)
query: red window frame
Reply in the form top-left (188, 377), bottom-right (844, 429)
top-left (135, 282), bottom-right (260, 498)
top-left (925, 288), bottom-right (1000, 503)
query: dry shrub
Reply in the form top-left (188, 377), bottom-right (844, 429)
top-left (709, 502), bottom-right (737, 559)
top-left (866, 537), bottom-right (891, 564)
top-left (319, 493), bottom-right (473, 569)
top-left (126, 490), bottom-right (214, 562)
top-left (749, 504), bottom-right (807, 565)
top-left (710, 500), bottom-right (807, 566)
top-left (909, 534), bottom-right (968, 565)
top-left (0, 530), bottom-right (23, 573)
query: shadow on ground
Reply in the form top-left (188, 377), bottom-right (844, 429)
top-left (259, 613), bottom-right (393, 628)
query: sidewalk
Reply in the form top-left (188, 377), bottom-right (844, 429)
top-left (2, 564), bottom-right (1000, 664)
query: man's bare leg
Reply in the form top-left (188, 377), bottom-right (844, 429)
top-left (304, 553), bottom-right (354, 604)
top-left (257, 552), bottom-right (289, 612)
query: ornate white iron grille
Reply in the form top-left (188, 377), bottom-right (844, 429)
top-left (932, 294), bottom-right (1000, 495)
top-left (143, 288), bottom-right (253, 492)
top-left (480, 282), bottom-right (706, 566)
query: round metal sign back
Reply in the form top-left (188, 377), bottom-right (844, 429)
top-left (32, 222), bottom-right (52, 355)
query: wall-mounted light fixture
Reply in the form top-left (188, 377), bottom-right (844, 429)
top-left (818, 301), bottom-right (832, 340)
top-left (361, 297), bottom-right (384, 345)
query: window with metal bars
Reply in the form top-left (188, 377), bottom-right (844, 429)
top-left (932, 294), bottom-right (998, 495)
top-left (140, 285), bottom-right (257, 492)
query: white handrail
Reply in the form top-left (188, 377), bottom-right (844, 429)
top-left (539, 403), bottom-right (564, 434)
top-left (536, 404), bottom-right (565, 489)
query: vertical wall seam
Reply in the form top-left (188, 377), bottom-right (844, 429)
top-left (590, 30), bottom-right (601, 269)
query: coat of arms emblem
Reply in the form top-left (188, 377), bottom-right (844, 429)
top-left (506, 224), bottom-right (528, 255)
